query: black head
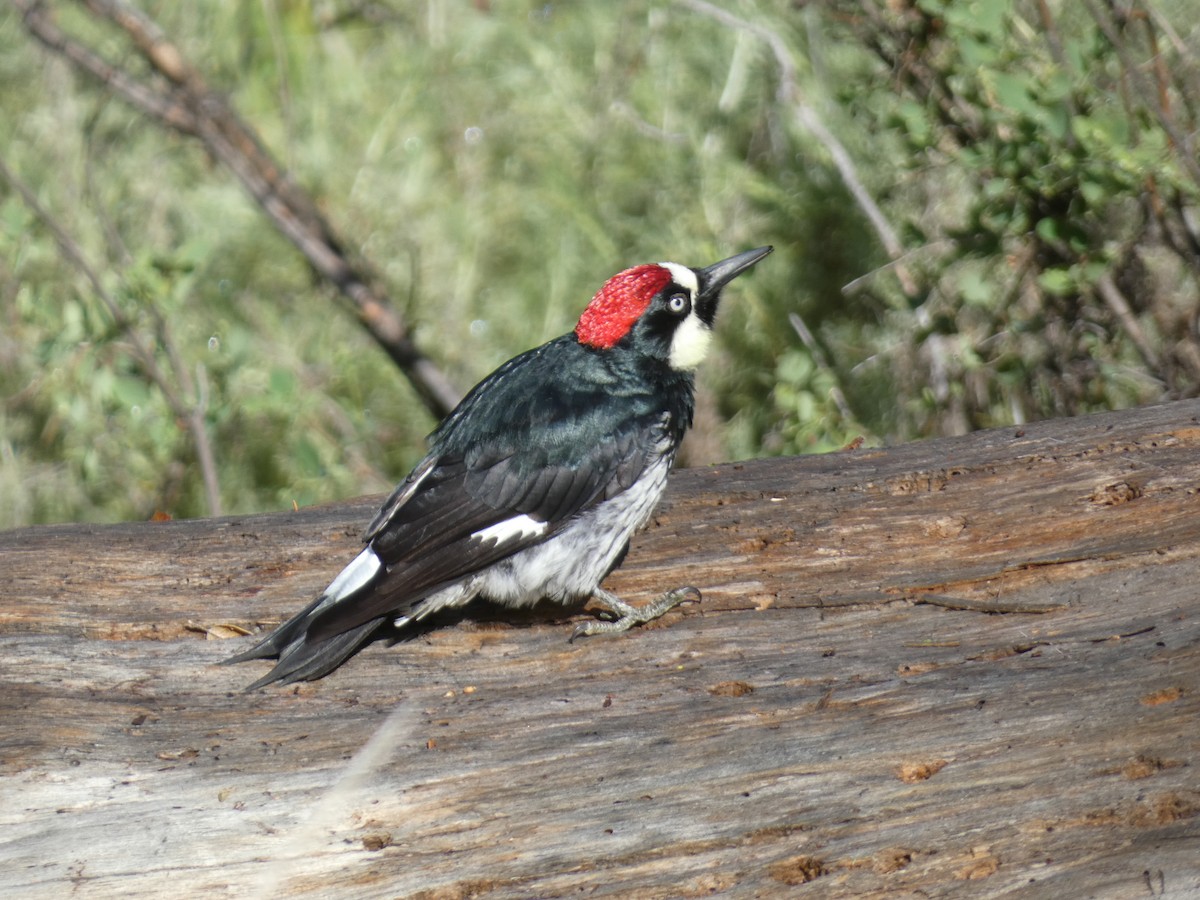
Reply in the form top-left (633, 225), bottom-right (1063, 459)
top-left (574, 246), bottom-right (773, 370)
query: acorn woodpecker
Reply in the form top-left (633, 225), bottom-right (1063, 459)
top-left (226, 246), bottom-right (772, 689)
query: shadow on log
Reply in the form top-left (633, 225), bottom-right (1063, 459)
top-left (3, 401), bottom-right (1198, 898)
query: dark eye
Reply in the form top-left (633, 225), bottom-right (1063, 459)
top-left (667, 293), bottom-right (690, 315)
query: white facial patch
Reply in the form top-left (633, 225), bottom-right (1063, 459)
top-left (657, 262), bottom-right (709, 370)
top-left (668, 312), bottom-right (714, 370)
top-left (472, 514), bottom-right (549, 546)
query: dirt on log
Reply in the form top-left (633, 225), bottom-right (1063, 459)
top-left (2, 400), bottom-right (1198, 898)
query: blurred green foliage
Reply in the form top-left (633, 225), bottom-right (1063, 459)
top-left (1, 1), bottom-right (1198, 527)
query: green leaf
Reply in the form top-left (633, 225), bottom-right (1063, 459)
top-left (1079, 177), bottom-right (1107, 207)
top-left (294, 438), bottom-right (323, 477)
top-left (988, 71), bottom-right (1039, 119)
top-left (112, 376), bottom-right (152, 410)
top-left (1035, 217), bottom-right (1061, 243)
top-left (1038, 268), bottom-right (1075, 296)
top-left (269, 368), bottom-right (296, 398)
top-left (958, 34), bottom-right (1000, 69)
top-left (958, 269), bottom-right (994, 307)
top-left (776, 350), bottom-right (814, 386)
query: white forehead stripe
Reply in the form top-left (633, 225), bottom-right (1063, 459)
top-left (658, 262), bottom-right (699, 297)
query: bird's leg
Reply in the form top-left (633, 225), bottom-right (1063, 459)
top-left (569, 586), bottom-right (700, 642)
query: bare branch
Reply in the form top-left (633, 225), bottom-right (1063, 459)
top-left (14, 0), bottom-right (198, 132)
top-left (15, 0), bottom-right (462, 419)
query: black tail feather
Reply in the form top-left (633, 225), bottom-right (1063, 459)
top-left (222, 590), bottom-right (387, 690)
top-left (220, 591), bottom-right (331, 667)
top-left (239, 616), bottom-right (386, 691)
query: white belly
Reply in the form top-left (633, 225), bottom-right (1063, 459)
top-left (473, 454), bottom-right (672, 606)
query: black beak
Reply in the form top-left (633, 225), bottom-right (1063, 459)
top-left (696, 246), bottom-right (772, 319)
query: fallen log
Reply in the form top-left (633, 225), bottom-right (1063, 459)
top-left (2, 400), bottom-right (1198, 898)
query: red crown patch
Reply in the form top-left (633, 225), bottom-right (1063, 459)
top-left (574, 265), bottom-right (672, 349)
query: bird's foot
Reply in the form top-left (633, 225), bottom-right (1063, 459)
top-left (569, 586), bottom-right (700, 642)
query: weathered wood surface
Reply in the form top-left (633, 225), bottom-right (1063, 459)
top-left (2, 400), bottom-right (1199, 898)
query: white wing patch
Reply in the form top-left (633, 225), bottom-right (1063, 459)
top-left (322, 547), bottom-right (383, 605)
top-left (472, 514), bottom-right (549, 546)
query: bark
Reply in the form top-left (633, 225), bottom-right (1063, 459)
top-left (3, 400), bottom-right (1199, 898)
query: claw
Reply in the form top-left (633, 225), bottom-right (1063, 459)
top-left (569, 586), bottom-right (701, 643)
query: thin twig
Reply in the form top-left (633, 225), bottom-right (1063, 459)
top-left (1095, 271), bottom-right (1161, 372)
top-left (191, 362), bottom-right (222, 515)
top-left (1033, 0), bottom-right (1079, 149)
top-left (0, 150), bottom-right (224, 516)
top-left (610, 101), bottom-right (688, 143)
top-left (787, 313), bottom-right (855, 424)
top-left (842, 239), bottom-right (955, 296)
top-left (677, 0), bottom-right (918, 298)
top-left (151, 295), bottom-right (223, 514)
top-left (1082, 0), bottom-right (1200, 189)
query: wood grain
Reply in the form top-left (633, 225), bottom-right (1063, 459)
top-left (3, 400), bottom-right (1199, 897)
